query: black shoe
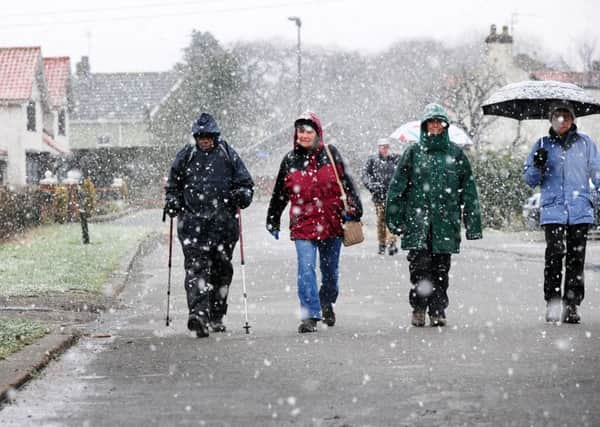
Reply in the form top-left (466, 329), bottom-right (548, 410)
top-left (298, 318), bottom-right (318, 333)
top-left (378, 245), bottom-right (386, 255)
top-left (429, 311), bottom-right (447, 327)
top-left (188, 312), bottom-right (209, 338)
top-left (563, 304), bottom-right (581, 324)
top-left (321, 304), bottom-right (336, 327)
top-left (209, 317), bottom-right (227, 332)
top-left (388, 242), bottom-right (398, 255)
top-left (411, 309), bottom-right (426, 327)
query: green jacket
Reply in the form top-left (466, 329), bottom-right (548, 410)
top-left (385, 109), bottom-right (482, 253)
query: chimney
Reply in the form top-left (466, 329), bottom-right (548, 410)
top-left (498, 26), bottom-right (513, 44)
top-left (485, 24), bottom-right (498, 43)
top-left (76, 56), bottom-right (90, 78)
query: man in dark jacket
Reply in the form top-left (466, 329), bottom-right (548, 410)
top-left (361, 138), bottom-right (401, 255)
top-left (164, 113), bottom-right (254, 337)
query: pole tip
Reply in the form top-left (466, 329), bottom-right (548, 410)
top-left (243, 323), bottom-right (251, 334)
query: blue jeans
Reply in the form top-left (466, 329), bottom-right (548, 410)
top-left (294, 238), bottom-right (342, 320)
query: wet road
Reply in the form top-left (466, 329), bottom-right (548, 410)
top-left (2, 202), bottom-right (600, 426)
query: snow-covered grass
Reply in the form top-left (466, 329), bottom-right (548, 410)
top-left (0, 223), bottom-right (151, 296)
top-left (0, 318), bottom-right (48, 360)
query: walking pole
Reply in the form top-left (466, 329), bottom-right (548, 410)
top-left (237, 208), bottom-right (251, 334)
top-left (162, 209), bottom-right (174, 326)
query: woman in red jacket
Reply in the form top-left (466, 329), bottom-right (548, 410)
top-left (266, 112), bottom-right (362, 333)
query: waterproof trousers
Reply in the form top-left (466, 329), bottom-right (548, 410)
top-left (182, 241), bottom-right (236, 320)
top-left (407, 239), bottom-right (451, 315)
top-left (294, 238), bottom-right (342, 320)
top-left (543, 223), bottom-right (589, 305)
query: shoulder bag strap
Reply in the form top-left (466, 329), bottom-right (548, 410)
top-left (323, 144), bottom-right (350, 212)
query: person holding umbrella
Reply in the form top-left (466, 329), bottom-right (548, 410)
top-left (266, 112), bottom-right (362, 333)
top-left (523, 102), bottom-right (600, 324)
top-left (386, 103), bottom-right (482, 327)
top-left (164, 112), bottom-right (254, 337)
top-left (361, 138), bottom-right (400, 255)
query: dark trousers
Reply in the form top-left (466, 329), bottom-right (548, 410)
top-left (407, 245), bottom-right (451, 316)
top-left (182, 242), bottom-right (236, 319)
top-left (543, 223), bottom-right (589, 305)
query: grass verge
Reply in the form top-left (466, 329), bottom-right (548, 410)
top-left (0, 223), bottom-right (150, 296)
top-left (0, 318), bottom-right (49, 360)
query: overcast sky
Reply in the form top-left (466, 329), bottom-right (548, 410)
top-left (1, 0), bottom-right (598, 73)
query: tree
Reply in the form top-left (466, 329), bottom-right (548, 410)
top-left (150, 31), bottom-right (252, 148)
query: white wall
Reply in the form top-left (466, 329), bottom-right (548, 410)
top-left (1, 105), bottom-right (27, 185)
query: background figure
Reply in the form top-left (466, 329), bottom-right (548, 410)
top-left (386, 103), bottom-right (482, 327)
top-left (266, 112), bottom-right (362, 333)
top-left (523, 102), bottom-right (600, 324)
top-left (164, 112), bottom-right (254, 338)
top-left (361, 138), bottom-right (401, 255)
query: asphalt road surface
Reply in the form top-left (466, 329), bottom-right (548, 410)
top-left (2, 202), bottom-right (600, 426)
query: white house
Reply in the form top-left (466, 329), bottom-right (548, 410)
top-left (0, 47), bottom-right (70, 185)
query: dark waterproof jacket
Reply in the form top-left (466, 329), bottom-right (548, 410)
top-left (361, 153), bottom-right (401, 202)
top-left (166, 133), bottom-right (254, 248)
top-left (267, 112), bottom-right (362, 241)
top-left (385, 118), bottom-right (482, 254)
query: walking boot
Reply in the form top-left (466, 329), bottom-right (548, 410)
top-left (378, 245), bottom-right (386, 255)
top-left (321, 303), bottom-right (336, 327)
top-left (429, 310), bottom-right (447, 327)
top-left (209, 316), bottom-right (227, 332)
top-left (188, 312), bottom-right (209, 338)
top-left (297, 318), bottom-right (318, 333)
top-left (388, 242), bottom-right (398, 256)
top-left (411, 309), bottom-right (426, 327)
top-left (563, 304), bottom-right (581, 324)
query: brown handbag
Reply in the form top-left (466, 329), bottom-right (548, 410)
top-left (323, 144), bottom-right (364, 246)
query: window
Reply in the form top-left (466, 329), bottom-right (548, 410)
top-left (0, 161), bottom-right (6, 185)
top-left (26, 101), bottom-right (36, 131)
top-left (58, 109), bottom-right (66, 136)
top-left (25, 154), bottom-right (40, 184)
top-left (97, 134), bottom-right (112, 146)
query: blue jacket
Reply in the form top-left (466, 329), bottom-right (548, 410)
top-left (523, 127), bottom-right (600, 225)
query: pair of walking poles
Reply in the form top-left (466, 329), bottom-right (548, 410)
top-left (162, 208), bottom-right (251, 334)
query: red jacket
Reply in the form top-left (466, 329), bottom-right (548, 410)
top-left (267, 112), bottom-right (362, 240)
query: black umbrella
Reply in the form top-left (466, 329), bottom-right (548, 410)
top-left (482, 80), bottom-right (600, 120)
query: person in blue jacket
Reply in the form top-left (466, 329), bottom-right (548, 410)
top-left (523, 102), bottom-right (600, 324)
top-left (165, 113), bottom-right (254, 337)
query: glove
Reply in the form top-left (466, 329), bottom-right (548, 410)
top-left (533, 148), bottom-right (548, 169)
top-left (342, 212), bottom-right (353, 222)
top-left (231, 188), bottom-right (252, 209)
top-left (269, 230), bottom-right (279, 240)
top-left (164, 197), bottom-right (181, 218)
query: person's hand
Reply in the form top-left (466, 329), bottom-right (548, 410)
top-left (342, 212), bottom-right (353, 222)
top-left (164, 197), bottom-right (181, 218)
top-left (533, 148), bottom-right (548, 169)
top-left (269, 230), bottom-right (279, 240)
top-left (231, 188), bottom-right (252, 209)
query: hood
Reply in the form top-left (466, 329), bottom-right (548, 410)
top-left (192, 112), bottom-right (221, 137)
top-left (293, 111), bottom-right (324, 150)
top-left (420, 103), bottom-right (450, 152)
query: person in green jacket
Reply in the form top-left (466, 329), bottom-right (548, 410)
top-left (385, 103), bottom-right (482, 327)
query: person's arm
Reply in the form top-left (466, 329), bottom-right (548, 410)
top-left (266, 156), bottom-right (290, 234)
top-left (587, 136), bottom-right (600, 191)
top-left (228, 145), bottom-right (254, 209)
top-left (360, 157), bottom-right (375, 193)
top-left (164, 145), bottom-right (192, 216)
top-left (385, 146), bottom-right (411, 235)
top-left (523, 139), bottom-right (544, 188)
top-left (458, 151), bottom-right (482, 240)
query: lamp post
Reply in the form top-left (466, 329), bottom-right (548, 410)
top-left (288, 16), bottom-right (302, 115)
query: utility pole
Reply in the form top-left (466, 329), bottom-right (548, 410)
top-left (288, 16), bottom-right (302, 115)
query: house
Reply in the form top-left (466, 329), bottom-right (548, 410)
top-left (70, 57), bottom-right (180, 149)
top-left (478, 25), bottom-right (600, 151)
top-left (0, 47), bottom-right (70, 185)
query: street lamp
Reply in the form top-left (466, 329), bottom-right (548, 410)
top-left (288, 16), bottom-right (302, 115)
